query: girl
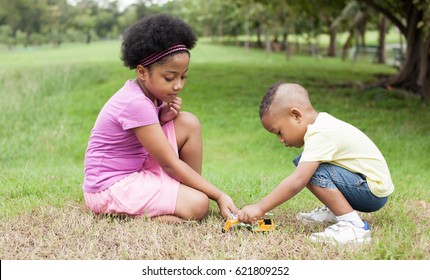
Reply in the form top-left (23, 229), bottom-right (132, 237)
top-left (83, 14), bottom-right (237, 222)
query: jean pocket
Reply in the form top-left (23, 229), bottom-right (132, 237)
top-left (354, 176), bottom-right (368, 190)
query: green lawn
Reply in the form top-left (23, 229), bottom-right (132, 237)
top-left (0, 41), bottom-right (429, 260)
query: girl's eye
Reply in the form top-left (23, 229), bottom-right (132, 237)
top-left (181, 76), bottom-right (188, 80)
top-left (164, 77), bottom-right (174, 82)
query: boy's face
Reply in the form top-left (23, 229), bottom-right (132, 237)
top-left (261, 109), bottom-right (306, 148)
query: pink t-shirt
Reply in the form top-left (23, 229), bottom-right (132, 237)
top-left (84, 80), bottom-right (163, 192)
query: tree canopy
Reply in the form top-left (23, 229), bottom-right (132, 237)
top-left (0, 0), bottom-right (429, 100)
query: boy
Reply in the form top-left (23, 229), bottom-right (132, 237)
top-left (238, 82), bottom-right (394, 244)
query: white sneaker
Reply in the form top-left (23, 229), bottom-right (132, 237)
top-left (296, 206), bottom-right (337, 224)
top-left (309, 221), bottom-right (372, 245)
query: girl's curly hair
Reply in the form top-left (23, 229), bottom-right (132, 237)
top-left (121, 14), bottom-right (197, 69)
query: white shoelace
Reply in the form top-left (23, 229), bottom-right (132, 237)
top-left (310, 206), bottom-right (331, 214)
top-left (325, 221), bottom-right (350, 232)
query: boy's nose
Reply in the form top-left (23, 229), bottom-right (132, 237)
top-left (278, 137), bottom-right (284, 143)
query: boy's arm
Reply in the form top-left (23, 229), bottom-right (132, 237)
top-left (239, 161), bottom-right (320, 224)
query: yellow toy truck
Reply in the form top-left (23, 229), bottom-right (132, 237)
top-left (222, 214), bottom-right (275, 233)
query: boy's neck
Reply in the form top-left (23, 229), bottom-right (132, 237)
top-left (305, 109), bottom-right (319, 126)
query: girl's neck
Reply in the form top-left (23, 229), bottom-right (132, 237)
top-left (135, 79), bottom-right (157, 105)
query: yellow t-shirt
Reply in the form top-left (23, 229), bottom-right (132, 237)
top-left (300, 113), bottom-right (394, 197)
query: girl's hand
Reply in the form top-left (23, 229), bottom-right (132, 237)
top-left (160, 97), bottom-right (182, 124)
top-left (238, 204), bottom-right (264, 224)
top-left (216, 192), bottom-right (238, 219)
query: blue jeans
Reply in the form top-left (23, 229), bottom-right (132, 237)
top-left (293, 154), bottom-right (388, 213)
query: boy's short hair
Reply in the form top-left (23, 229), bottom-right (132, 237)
top-left (259, 81), bottom-right (284, 119)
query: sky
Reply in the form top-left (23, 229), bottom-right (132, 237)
top-left (67, 0), bottom-right (172, 12)
top-left (110, 0), bottom-right (172, 11)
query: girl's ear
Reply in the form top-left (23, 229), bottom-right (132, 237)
top-left (136, 65), bottom-right (148, 81)
top-left (290, 108), bottom-right (302, 121)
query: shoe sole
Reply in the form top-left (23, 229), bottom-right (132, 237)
top-left (309, 236), bottom-right (372, 245)
top-left (296, 214), bottom-right (336, 225)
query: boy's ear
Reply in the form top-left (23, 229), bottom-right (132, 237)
top-left (136, 65), bottom-right (148, 81)
top-left (290, 108), bottom-right (302, 121)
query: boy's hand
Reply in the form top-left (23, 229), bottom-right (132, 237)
top-left (216, 192), bottom-right (238, 219)
top-left (238, 204), bottom-right (264, 224)
top-left (160, 97), bottom-right (182, 123)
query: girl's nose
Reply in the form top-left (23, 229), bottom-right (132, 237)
top-left (278, 136), bottom-right (284, 143)
top-left (174, 80), bottom-right (183, 91)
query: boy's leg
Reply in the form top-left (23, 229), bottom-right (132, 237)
top-left (293, 154), bottom-right (388, 216)
top-left (293, 155), bottom-right (379, 244)
top-left (302, 163), bottom-right (378, 244)
top-left (306, 163), bottom-right (388, 214)
top-left (307, 184), bottom-right (364, 227)
top-left (306, 185), bottom-right (354, 216)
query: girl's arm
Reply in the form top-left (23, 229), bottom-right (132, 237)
top-left (159, 97), bottom-right (182, 125)
top-left (133, 123), bottom-right (236, 217)
top-left (239, 161), bottom-right (320, 223)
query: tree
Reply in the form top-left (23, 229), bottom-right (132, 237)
top-left (0, 0), bottom-right (49, 47)
top-left (331, 1), bottom-right (368, 60)
top-left (358, 0), bottom-right (430, 101)
top-left (317, 0), bottom-right (348, 57)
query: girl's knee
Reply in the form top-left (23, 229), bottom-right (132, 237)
top-left (175, 111), bottom-right (201, 131)
top-left (190, 193), bottom-right (209, 221)
top-left (175, 186), bottom-right (209, 221)
top-left (183, 192), bottom-right (209, 221)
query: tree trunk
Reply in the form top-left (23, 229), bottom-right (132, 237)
top-left (376, 16), bottom-right (386, 64)
top-left (264, 29), bottom-right (271, 56)
top-left (342, 29), bottom-right (354, 61)
top-left (357, 13), bottom-right (367, 47)
top-left (282, 32), bottom-right (290, 60)
top-left (25, 31), bottom-right (31, 47)
top-left (244, 20), bottom-right (250, 53)
top-left (327, 22), bottom-right (336, 57)
top-left (256, 25), bottom-right (262, 48)
top-left (359, 0), bottom-right (430, 101)
top-left (218, 17), bottom-right (224, 43)
top-left (86, 30), bottom-right (91, 44)
top-left (388, 11), bottom-right (429, 101)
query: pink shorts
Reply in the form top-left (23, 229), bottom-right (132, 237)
top-left (83, 121), bottom-right (180, 218)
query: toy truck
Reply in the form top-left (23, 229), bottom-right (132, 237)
top-left (222, 214), bottom-right (275, 233)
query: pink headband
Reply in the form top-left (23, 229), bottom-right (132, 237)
top-left (139, 44), bottom-right (189, 67)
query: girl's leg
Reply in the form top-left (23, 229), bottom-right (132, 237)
top-left (174, 111), bottom-right (203, 174)
top-left (174, 184), bottom-right (209, 221)
top-left (171, 112), bottom-right (209, 221)
top-left (154, 185), bottom-right (209, 222)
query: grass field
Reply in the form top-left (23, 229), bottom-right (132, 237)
top-left (0, 40), bottom-right (429, 260)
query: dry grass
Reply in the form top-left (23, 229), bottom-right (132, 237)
top-left (1, 42), bottom-right (429, 261)
top-left (2, 200), bottom-right (428, 260)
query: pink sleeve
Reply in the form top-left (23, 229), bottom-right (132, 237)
top-left (118, 97), bottom-right (160, 130)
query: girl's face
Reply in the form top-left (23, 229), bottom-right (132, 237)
top-left (137, 52), bottom-right (190, 103)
